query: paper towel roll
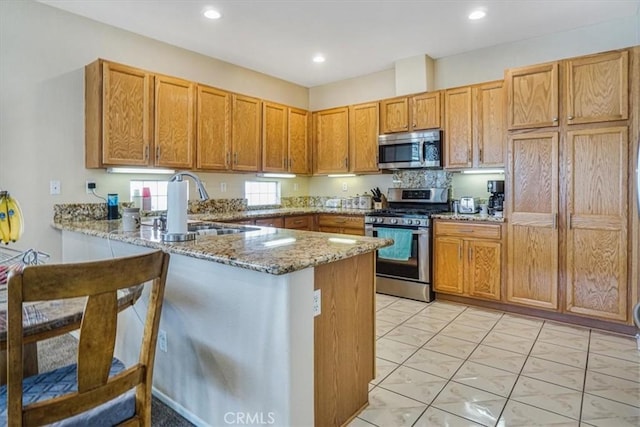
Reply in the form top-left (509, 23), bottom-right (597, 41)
top-left (167, 181), bottom-right (188, 234)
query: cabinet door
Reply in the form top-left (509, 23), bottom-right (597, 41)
top-left (100, 62), bottom-right (153, 166)
top-left (284, 215), bottom-right (313, 230)
top-left (262, 102), bottom-right (288, 172)
top-left (196, 85), bottom-right (231, 170)
top-left (288, 108), bottom-right (311, 174)
top-left (566, 51), bottom-right (628, 125)
top-left (379, 97), bottom-right (409, 133)
top-left (507, 133), bottom-right (559, 310)
top-left (314, 107), bottom-right (349, 174)
top-left (473, 81), bottom-right (505, 167)
top-left (467, 240), bottom-right (501, 300)
top-left (444, 87), bottom-right (473, 168)
top-left (565, 127), bottom-right (628, 321)
top-left (506, 63), bottom-right (559, 129)
top-left (154, 75), bottom-right (195, 168)
top-left (232, 94), bottom-right (261, 171)
top-left (434, 237), bottom-right (464, 295)
top-left (254, 217), bottom-right (284, 228)
top-left (411, 92), bottom-right (441, 130)
top-left (349, 103), bottom-right (379, 173)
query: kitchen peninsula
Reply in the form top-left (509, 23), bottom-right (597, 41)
top-left (53, 218), bottom-right (392, 427)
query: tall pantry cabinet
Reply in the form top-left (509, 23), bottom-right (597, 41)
top-left (505, 48), bottom-right (638, 323)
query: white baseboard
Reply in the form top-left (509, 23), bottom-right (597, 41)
top-left (152, 387), bottom-right (209, 427)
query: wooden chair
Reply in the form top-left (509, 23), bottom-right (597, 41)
top-left (2, 250), bottom-right (170, 426)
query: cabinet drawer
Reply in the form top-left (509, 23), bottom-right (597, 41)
top-left (254, 217), bottom-right (284, 228)
top-left (435, 221), bottom-right (501, 239)
top-left (284, 215), bottom-right (312, 230)
top-left (317, 215), bottom-right (364, 229)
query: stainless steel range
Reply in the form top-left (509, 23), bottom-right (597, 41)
top-left (365, 188), bottom-right (449, 302)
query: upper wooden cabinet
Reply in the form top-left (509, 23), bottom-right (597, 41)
top-left (288, 108), bottom-right (311, 175)
top-left (473, 81), bottom-right (505, 167)
top-left (565, 50), bottom-right (628, 125)
top-left (313, 107), bottom-right (349, 174)
top-left (231, 94), bottom-right (261, 172)
top-left (444, 86), bottom-right (473, 168)
top-left (85, 60), bottom-right (153, 168)
top-left (379, 91), bottom-right (441, 134)
top-left (349, 102), bottom-right (379, 173)
top-left (262, 102), bottom-right (288, 172)
top-left (379, 97), bottom-right (409, 133)
top-left (154, 75), bottom-right (195, 169)
top-left (506, 50), bottom-right (629, 130)
top-left (506, 62), bottom-right (559, 130)
top-left (196, 84), bottom-right (231, 171)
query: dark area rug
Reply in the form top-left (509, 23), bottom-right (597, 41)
top-left (37, 334), bottom-right (194, 426)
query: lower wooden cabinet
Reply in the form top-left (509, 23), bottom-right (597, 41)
top-left (317, 215), bottom-right (365, 236)
top-left (254, 216), bottom-right (284, 228)
top-left (284, 215), bottom-right (314, 230)
top-left (434, 221), bottom-right (503, 301)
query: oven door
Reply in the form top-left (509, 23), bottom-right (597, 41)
top-left (366, 224), bottom-right (429, 283)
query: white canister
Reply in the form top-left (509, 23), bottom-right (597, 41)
top-left (122, 207), bottom-right (141, 232)
top-left (358, 195), bottom-right (372, 210)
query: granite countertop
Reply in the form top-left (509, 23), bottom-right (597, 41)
top-left (53, 219), bottom-right (392, 276)
top-left (431, 212), bottom-right (506, 223)
top-left (191, 207), bottom-right (373, 222)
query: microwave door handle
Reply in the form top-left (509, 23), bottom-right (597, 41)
top-left (419, 139), bottom-right (425, 165)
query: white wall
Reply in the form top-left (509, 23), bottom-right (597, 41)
top-left (0, 1), bottom-right (308, 260)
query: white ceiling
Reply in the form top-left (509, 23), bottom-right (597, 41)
top-left (40, 0), bottom-right (639, 88)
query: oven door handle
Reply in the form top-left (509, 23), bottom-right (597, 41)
top-left (371, 227), bottom-right (429, 235)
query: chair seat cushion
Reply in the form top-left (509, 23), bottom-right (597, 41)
top-left (0, 358), bottom-right (135, 426)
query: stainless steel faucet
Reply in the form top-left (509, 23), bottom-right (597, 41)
top-left (169, 171), bottom-right (210, 201)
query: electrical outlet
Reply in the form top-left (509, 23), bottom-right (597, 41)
top-left (293, 183), bottom-right (299, 191)
top-left (220, 182), bottom-right (227, 192)
top-left (86, 180), bottom-right (96, 194)
top-left (313, 289), bottom-right (321, 316)
top-left (342, 183), bottom-right (348, 192)
top-left (50, 180), bottom-right (61, 195)
top-left (158, 329), bottom-right (167, 352)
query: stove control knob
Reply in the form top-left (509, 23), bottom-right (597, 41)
top-left (377, 218), bottom-right (384, 223)
top-left (391, 218), bottom-right (398, 224)
top-left (406, 219), bottom-right (413, 225)
top-left (414, 219), bottom-right (421, 226)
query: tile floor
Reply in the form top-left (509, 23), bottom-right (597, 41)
top-left (349, 294), bottom-right (640, 427)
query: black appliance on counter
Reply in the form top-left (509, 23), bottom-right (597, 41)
top-left (487, 180), bottom-right (505, 215)
top-left (365, 188), bottom-right (449, 302)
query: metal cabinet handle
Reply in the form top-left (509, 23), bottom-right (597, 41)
top-left (468, 247), bottom-right (472, 262)
top-left (289, 158), bottom-right (292, 168)
top-left (156, 146), bottom-right (160, 161)
top-left (144, 145), bottom-right (149, 160)
top-left (552, 117), bottom-right (558, 122)
top-left (553, 213), bottom-right (558, 229)
top-left (234, 153), bottom-right (238, 165)
top-left (479, 148), bottom-right (483, 162)
top-left (226, 152), bottom-right (230, 166)
top-left (568, 116), bottom-right (574, 120)
top-left (344, 158), bottom-right (348, 168)
top-left (458, 245), bottom-right (462, 259)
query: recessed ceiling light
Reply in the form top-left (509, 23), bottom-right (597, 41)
top-left (312, 54), bottom-right (326, 63)
top-left (204, 9), bottom-right (221, 20)
top-left (468, 10), bottom-right (486, 20)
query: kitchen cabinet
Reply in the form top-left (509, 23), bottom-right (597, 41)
top-left (262, 102), bottom-right (288, 172)
top-left (317, 215), bottom-right (364, 236)
top-left (231, 94), bottom-right (261, 172)
top-left (565, 127), bottom-right (629, 321)
top-left (85, 60), bottom-right (154, 168)
top-left (506, 132), bottom-right (559, 310)
top-left (154, 75), bottom-right (195, 169)
top-left (288, 108), bottom-right (311, 175)
top-left (506, 62), bottom-right (559, 130)
top-left (506, 50), bottom-right (629, 130)
top-left (196, 85), bottom-right (231, 170)
top-left (434, 221), bottom-right (502, 301)
top-left (284, 215), bottom-right (314, 231)
top-left (565, 50), bottom-right (628, 125)
top-left (444, 86), bottom-right (473, 168)
top-left (254, 217), bottom-right (285, 228)
top-left (379, 92), bottom-right (441, 134)
top-left (473, 81), bottom-right (505, 167)
top-left (349, 102), bottom-right (379, 173)
top-left (313, 107), bottom-right (349, 174)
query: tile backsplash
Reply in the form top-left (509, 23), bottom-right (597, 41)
top-left (391, 170), bottom-right (453, 189)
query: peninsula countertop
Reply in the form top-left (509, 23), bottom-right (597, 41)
top-left (53, 219), bottom-right (392, 275)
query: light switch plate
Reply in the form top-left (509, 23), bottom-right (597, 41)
top-left (313, 289), bottom-right (321, 316)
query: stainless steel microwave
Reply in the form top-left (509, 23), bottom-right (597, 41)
top-left (378, 130), bottom-right (442, 169)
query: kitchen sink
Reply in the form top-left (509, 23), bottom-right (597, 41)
top-left (187, 222), bottom-right (259, 235)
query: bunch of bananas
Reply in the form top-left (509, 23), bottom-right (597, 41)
top-left (0, 191), bottom-right (24, 244)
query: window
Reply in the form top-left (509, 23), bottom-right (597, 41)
top-left (130, 180), bottom-right (171, 211)
top-left (245, 181), bottom-right (280, 206)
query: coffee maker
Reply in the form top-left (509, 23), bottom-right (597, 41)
top-left (487, 180), bottom-right (505, 216)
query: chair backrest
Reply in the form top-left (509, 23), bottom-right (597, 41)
top-left (7, 250), bottom-right (170, 426)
